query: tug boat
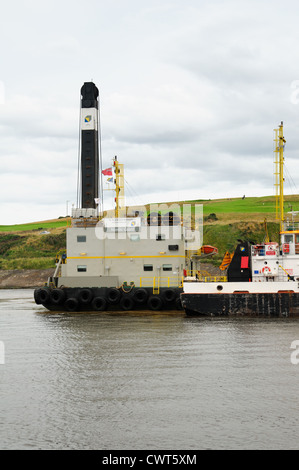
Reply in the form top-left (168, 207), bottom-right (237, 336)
top-left (181, 122), bottom-right (299, 317)
top-left (34, 82), bottom-right (204, 312)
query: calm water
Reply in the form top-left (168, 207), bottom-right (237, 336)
top-left (1, 289), bottom-right (299, 450)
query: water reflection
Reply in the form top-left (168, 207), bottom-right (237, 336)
top-left (1, 290), bottom-right (299, 449)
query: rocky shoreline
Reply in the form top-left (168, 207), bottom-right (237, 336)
top-left (0, 269), bottom-right (54, 289)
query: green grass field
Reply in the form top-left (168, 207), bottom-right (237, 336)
top-left (0, 219), bottom-right (69, 232)
top-left (201, 197), bottom-right (276, 213)
top-left (194, 195), bottom-right (299, 215)
top-left (2, 194), bottom-right (297, 232)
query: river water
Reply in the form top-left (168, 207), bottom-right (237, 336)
top-left (1, 288), bottom-right (299, 450)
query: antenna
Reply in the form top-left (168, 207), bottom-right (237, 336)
top-left (274, 121), bottom-right (286, 232)
top-left (113, 156), bottom-right (125, 218)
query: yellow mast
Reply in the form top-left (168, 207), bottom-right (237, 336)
top-left (274, 121), bottom-right (285, 231)
top-left (113, 156), bottom-right (125, 218)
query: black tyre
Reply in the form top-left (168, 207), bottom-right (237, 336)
top-left (34, 289), bottom-right (42, 304)
top-left (50, 288), bottom-right (65, 305)
top-left (175, 296), bottom-right (182, 310)
top-left (120, 296), bottom-right (135, 311)
top-left (37, 288), bottom-right (50, 304)
top-left (65, 297), bottom-right (79, 312)
top-left (91, 296), bottom-right (107, 311)
top-left (147, 296), bottom-right (163, 311)
top-left (163, 288), bottom-right (176, 302)
top-left (133, 288), bottom-right (148, 304)
top-left (78, 288), bottom-right (93, 304)
top-left (107, 288), bottom-right (121, 304)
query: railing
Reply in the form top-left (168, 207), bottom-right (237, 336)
top-left (283, 221), bottom-right (299, 231)
top-left (53, 257), bottom-right (62, 278)
top-left (184, 270), bottom-right (227, 282)
top-left (198, 275), bottom-right (227, 282)
top-left (140, 276), bottom-right (184, 293)
top-left (54, 251), bottom-right (67, 277)
top-left (71, 217), bottom-right (99, 228)
top-left (251, 245), bottom-right (279, 257)
top-left (251, 243), bottom-right (299, 256)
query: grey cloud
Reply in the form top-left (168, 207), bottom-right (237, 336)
top-left (1, 0), bottom-right (299, 224)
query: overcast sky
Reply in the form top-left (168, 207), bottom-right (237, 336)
top-left (1, 0), bottom-right (299, 224)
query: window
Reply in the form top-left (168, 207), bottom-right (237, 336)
top-left (168, 244), bottom-right (179, 251)
top-left (130, 234), bottom-right (140, 241)
top-left (143, 264), bottom-right (153, 271)
top-left (77, 265), bottom-right (87, 272)
top-left (156, 234), bottom-right (166, 241)
top-left (285, 235), bottom-right (294, 243)
top-left (162, 264), bottom-right (172, 271)
top-left (77, 235), bottom-right (86, 242)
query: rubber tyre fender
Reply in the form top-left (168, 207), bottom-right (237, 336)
top-left (64, 297), bottom-right (79, 312)
top-left (175, 296), bottom-right (182, 310)
top-left (78, 288), bottom-right (93, 304)
top-left (91, 296), bottom-right (107, 311)
top-left (50, 288), bottom-right (65, 305)
top-left (133, 288), bottom-right (148, 304)
top-left (163, 288), bottom-right (176, 302)
top-left (34, 289), bottom-right (42, 304)
top-left (37, 288), bottom-right (50, 304)
top-left (107, 287), bottom-right (121, 304)
top-left (120, 296), bottom-right (135, 311)
top-left (147, 296), bottom-right (163, 311)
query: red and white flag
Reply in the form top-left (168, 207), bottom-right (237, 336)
top-left (102, 168), bottom-right (113, 176)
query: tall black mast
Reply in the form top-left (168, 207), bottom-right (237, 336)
top-left (80, 82), bottom-right (99, 209)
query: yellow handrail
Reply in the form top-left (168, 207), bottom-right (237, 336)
top-left (139, 276), bottom-right (184, 292)
top-left (184, 270), bottom-right (227, 282)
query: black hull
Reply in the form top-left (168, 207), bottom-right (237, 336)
top-left (34, 286), bottom-right (183, 312)
top-left (180, 292), bottom-right (299, 317)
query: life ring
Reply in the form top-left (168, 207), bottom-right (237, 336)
top-left (91, 296), bottom-right (107, 311)
top-left (64, 297), bottom-right (79, 312)
top-left (78, 288), bottom-right (93, 304)
top-left (262, 266), bottom-right (271, 276)
top-left (50, 288), bottom-right (65, 305)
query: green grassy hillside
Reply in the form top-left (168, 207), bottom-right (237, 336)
top-left (0, 218), bottom-right (69, 232)
top-left (0, 194), bottom-right (295, 270)
top-left (0, 228), bottom-right (67, 270)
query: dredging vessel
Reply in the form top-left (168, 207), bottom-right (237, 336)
top-left (34, 82), bottom-right (205, 312)
top-left (181, 122), bottom-right (299, 317)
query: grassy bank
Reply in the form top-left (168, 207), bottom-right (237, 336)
top-left (0, 218), bottom-right (69, 233)
top-left (0, 229), bottom-right (66, 270)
